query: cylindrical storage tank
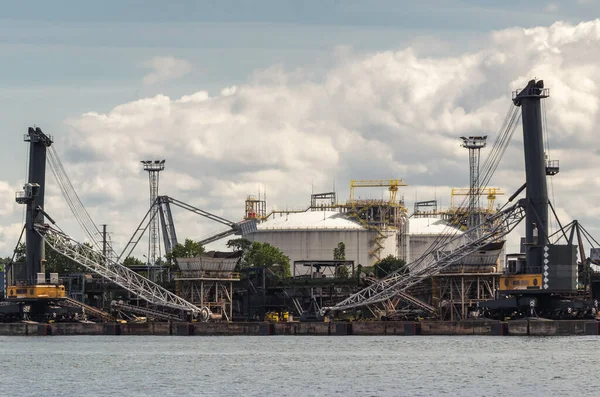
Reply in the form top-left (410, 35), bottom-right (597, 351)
top-left (245, 211), bottom-right (397, 274)
top-left (405, 217), bottom-right (463, 264)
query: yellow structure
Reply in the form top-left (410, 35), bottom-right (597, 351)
top-left (450, 187), bottom-right (504, 212)
top-left (350, 179), bottom-right (408, 204)
top-left (244, 195), bottom-right (267, 221)
top-left (499, 274), bottom-right (543, 291)
top-left (347, 180), bottom-right (409, 261)
top-left (6, 284), bottom-right (66, 300)
top-left (265, 311), bottom-right (290, 322)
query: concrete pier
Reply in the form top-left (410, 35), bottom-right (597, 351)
top-left (0, 320), bottom-right (597, 336)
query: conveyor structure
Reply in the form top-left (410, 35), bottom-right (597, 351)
top-left (36, 223), bottom-right (211, 321)
top-left (322, 202), bottom-right (525, 315)
top-left (119, 195), bottom-right (257, 262)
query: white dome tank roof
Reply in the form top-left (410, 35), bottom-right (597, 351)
top-left (408, 217), bottom-right (462, 235)
top-left (256, 210), bottom-right (365, 231)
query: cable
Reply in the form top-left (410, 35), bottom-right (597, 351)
top-left (401, 103), bottom-right (522, 267)
top-left (46, 146), bottom-right (114, 257)
top-left (541, 99), bottom-right (557, 236)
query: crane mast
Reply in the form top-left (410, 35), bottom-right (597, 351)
top-left (512, 80), bottom-right (550, 274)
top-left (22, 128), bottom-right (53, 284)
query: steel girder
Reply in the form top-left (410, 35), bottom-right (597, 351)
top-left (322, 203), bottom-right (525, 314)
top-left (110, 300), bottom-right (199, 322)
top-left (36, 224), bottom-right (210, 320)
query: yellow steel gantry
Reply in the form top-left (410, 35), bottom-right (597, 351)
top-left (450, 187), bottom-right (504, 212)
top-left (349, 179), bottom-right (408, 203)
top-left (347, 179), bottom-right (408, 261)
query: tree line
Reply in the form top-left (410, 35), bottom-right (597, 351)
top-left (3, 238), bottom-right (406, 280)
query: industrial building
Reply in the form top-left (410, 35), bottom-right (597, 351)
top-left (243, 182), bottom-right (409, 273)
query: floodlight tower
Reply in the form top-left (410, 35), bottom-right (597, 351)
top-left (460, 136), bottom-right (487, 229)
top-left (141, 159), bottom-right (165, 266)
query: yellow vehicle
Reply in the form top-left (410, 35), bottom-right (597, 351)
top-left (265, 311), bottom-right (290, 323)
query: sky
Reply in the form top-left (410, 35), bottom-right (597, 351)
top-left (1, 0), bottom-right (600, 259)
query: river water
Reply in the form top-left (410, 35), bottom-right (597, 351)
top-left (1, 335), bottom-right (598, 396)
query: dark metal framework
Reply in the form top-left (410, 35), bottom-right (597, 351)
top-left (323, 202), bottom-right (525, 314)
top-left (512, 81), bottom-right (550, 274)
top-left (118, 195), bottom-right (257, 262)
top-left (15, 127), bottom-right (53, 284)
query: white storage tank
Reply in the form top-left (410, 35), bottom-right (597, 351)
top-left (246, 211), bottom-right (398, 273)
top-left (404, 217), bottom-right (463, 264)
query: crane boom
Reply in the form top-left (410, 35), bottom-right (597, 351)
top-left (35, 224), bottom-right (210, 320)
top-left (322, 201), bottom-right (526, 314)
top-left (119, 195), bottom-right (257, 262)
top-left (158, 196), bottom-right (178, 254)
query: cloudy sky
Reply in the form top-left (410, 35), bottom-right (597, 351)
top-left (1, 0), bottom-right (600, 259)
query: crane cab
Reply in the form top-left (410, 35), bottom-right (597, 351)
top-left (6, 272), bottom-right (66, 301)
top-left (6, 284), bottom-right (66, 300)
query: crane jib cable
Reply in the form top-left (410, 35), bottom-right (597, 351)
top-left (47, 150), bottom-right (99, 246)
top-left (411, 103), bottom-right (522, 263)
top-left (47, 146), bottom-right (115, 257)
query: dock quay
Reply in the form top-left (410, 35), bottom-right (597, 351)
top-left (1, 320), bottom-right (598, 337)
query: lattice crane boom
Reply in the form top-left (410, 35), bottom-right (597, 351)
top-left (36, 224), bottom-right (211, 321)
top-left (321, 201), bottom-right (525, 314)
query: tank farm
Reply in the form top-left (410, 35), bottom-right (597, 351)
top-left (2, 79), bottom-right (600, 337)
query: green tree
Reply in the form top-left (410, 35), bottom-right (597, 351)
top-left (226, 238), bottom-right (252, 252)
top-left (240, 242), bottom-right (291, 278)
top-left (333, 242), bottom-right (349, 278)
top-left (333, 242), bottom-right (345, 260)
top-left (12, 242), bottom-right (85, 274)
top-left (123, 256), bottom-right (145, 267)
top-left (45, 245), bottom-right (85, 274)
top-left (165, 238), bottom-right (205, 268)
top-left (13, 243), bottom-right (26, 263)
top-left (374, 255), bottom-right (407, 278)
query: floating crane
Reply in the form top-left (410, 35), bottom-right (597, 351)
top-left (323, 79), bottom-right (598, 319)
top-left (2, 127), bottom-right (216, 322)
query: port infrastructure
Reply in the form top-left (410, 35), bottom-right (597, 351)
top-left (322, 79), bottom-right (598, 320)
top-left (3, 130), bottom-right (217, 322)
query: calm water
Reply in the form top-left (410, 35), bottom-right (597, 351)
top-left (1, 335), bottom-right (598, 396)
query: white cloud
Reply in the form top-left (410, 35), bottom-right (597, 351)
top-left (142, 56), bottom-right (192, 86)
top-left (4, 19), bottom-right (600, 257)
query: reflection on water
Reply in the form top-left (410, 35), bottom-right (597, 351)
top-left (0, 335), bottom-right (598, 396)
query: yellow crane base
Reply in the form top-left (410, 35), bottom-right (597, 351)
top-left (6, 285), bottom-right (66, 300)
